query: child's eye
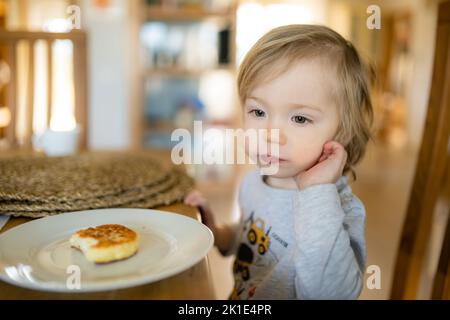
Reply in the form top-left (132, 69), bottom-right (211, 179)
top-left (248, 109), bottom-right (266, 118)
top-left (291, 115), bottom-right (311, 124)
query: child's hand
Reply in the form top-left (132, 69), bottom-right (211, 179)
top-left (184, 190), bottom-right (217, 234)
top-left (295, 141), bottom-right (347, 190)
top-left (184, 190), bottom-right (234, 255)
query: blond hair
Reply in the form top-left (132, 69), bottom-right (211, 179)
top-left (237, 24), bottom-right (374, 179)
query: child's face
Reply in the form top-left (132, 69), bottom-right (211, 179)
top-left (243, 58), bottom-right (340, 178)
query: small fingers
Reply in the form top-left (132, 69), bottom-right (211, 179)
top-left (323, 141), bottom-right (347, 160)
top-left (184, 190), bottom-right (210, 211)
top-left (184, 190), bottom-right (203, 204)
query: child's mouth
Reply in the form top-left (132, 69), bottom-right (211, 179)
top-left (259, 154), bottom-right (288, 165)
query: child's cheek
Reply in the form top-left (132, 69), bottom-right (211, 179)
top-left (290, 142), bottom-right (324, 171)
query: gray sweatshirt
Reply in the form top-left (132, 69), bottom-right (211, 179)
top-left (226, 170), bottom-right (366, 300)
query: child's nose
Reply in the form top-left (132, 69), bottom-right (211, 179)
top-left (266, 125), bottom-right (287, 146)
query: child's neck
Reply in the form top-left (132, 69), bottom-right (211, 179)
top-left (264, 175), bottom-right (299, 189)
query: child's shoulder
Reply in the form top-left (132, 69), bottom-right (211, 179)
top-left (336, 175), bottom-right (365, 216)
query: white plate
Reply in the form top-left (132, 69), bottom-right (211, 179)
top-left (0, 208), bottom-right (213, 292)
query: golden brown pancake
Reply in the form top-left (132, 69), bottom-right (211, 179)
top-left (70, 224), bottom-right (139, 264)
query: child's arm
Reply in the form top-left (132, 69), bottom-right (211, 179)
top-left (184, 191), bottom-right (240, 256)
top-left (293, 141), bottom-right (365, 299)
top-left (214, 224), bottom-right (241, 256)
top-left (293, 183), bottom-right (366, 300)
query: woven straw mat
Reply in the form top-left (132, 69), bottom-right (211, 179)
top-left (0, 152), bottom-right (193, 218)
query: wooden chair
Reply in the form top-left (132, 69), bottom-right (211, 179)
top-left (432, 198), bottom-right (450, 299)
top-left (390, 0), bottom-right (450, 299)
top-left (0, 30), bottom-right (88, 149)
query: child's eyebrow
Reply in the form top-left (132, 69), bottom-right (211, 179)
top-left (247, 96), bottom-right (322, 114)
top-left (247, 96), bottom-right (266, 105)
top-left (287, 102), bottom-right (323, 114)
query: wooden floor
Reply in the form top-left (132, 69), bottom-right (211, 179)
top-left (196, 142), bottom-right (421, 299)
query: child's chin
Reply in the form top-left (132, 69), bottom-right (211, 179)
top-left (258, 165), bottom-right (299, 178)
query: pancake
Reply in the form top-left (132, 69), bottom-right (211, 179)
top-left (70, 224), bottom-right (139, 264)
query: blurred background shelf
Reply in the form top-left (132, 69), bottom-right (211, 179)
top-left (145, 6), bottom-right (234, 21)
top-left (138, 0), bottom-right (238, 150)
top-left (142, 65), bottom-right (232, 77)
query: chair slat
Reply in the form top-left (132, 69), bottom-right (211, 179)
top-left (431, 202), bottom-right (450, 299)
top-left (6, 41), bottom-right (17, 147)
top-left (73, 35), bottom-right (88, 149)
top-left (24, 40), bottom-right (35, 148)
top-left (46, 39), bottom-right (53, 127)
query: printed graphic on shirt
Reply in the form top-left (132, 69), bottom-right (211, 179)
top-left (230, 211), bottom-right (289, 300)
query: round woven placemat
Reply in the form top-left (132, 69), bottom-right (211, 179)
top-left (0, 152), bottom-right (193, 218)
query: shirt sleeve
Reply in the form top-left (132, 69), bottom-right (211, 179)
top-left (292, 182), bottom-right (366, 300)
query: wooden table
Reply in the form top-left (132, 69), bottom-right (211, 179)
top-left (0, 203), bottom-right (216, 299)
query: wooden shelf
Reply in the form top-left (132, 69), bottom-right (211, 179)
top-left (0, 30), bottom-right (86, 42)
top-left (143, 65), bottom-right (235, 78)
top-left (144, 67), bottom-right (202, 78)
top-left (144, 120), bottom-right (177, 133)
top-left (145, 6), bottom-right (234, 21)
top-left (144, 118), bottom-right (237, 134)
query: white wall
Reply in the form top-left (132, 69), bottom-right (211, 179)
top-left (80, 0), bottom-right (131, 150)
